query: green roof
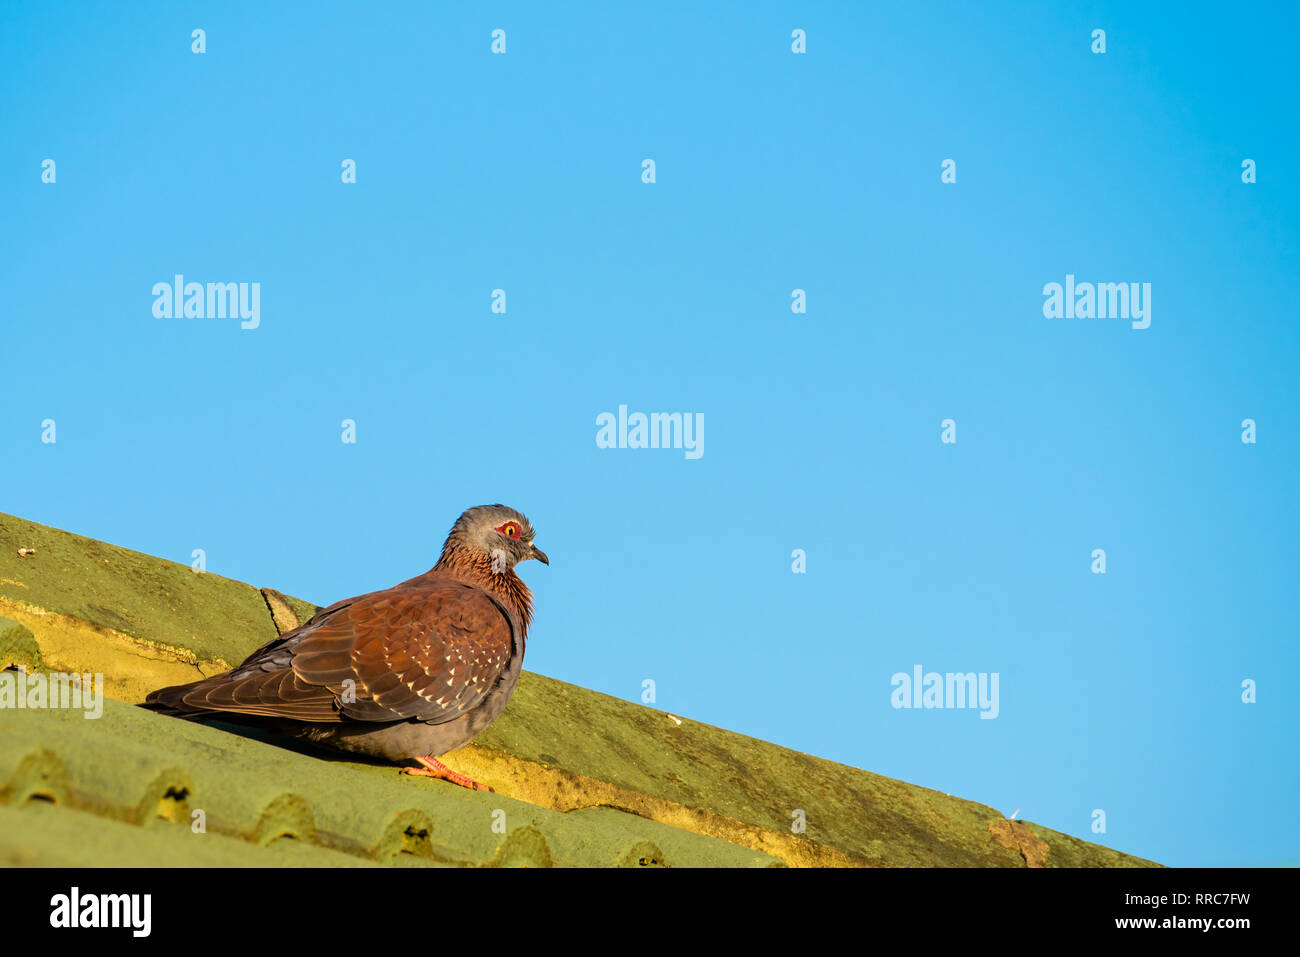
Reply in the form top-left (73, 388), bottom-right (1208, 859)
top-left (0, 511), bottom-right (1159, 867)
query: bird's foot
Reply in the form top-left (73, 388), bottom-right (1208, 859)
top-left (402, 755), bottom-right (494, 792)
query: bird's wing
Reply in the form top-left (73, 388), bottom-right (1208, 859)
top-left (150, 577), bottom-right (516, 725)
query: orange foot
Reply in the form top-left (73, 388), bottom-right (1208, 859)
top-left (401, 755), bottom-right (493, 792)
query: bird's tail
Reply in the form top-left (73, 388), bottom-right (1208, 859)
top-left (140, 680), bottom-right (209, 718)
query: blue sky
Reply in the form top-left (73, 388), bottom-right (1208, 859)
top-left (2, 1), bottom-right (1297, 867)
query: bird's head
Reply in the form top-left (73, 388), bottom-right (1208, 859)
top-left (442, 504), bottom-right (549, 573)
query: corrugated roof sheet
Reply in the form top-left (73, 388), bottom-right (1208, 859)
top-left (0, 511), bottom-right (1159, 867)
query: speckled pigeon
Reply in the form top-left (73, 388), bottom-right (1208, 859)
top-left (143, 505), bottom-right (547, 790)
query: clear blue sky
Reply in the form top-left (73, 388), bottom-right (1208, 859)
top-left (2, 1), bottom-right (1297, 867)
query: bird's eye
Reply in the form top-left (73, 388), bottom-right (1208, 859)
top-left (504, 524), bottom-right (518, 538)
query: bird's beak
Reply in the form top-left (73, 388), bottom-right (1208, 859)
top-left (530, 543), bottom-right (549, 565)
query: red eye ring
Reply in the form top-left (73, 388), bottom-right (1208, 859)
top-left (497, 523), bottom-right (519, 539)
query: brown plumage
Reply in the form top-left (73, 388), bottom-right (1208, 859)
top-left (143, 505), bottom-right (548, 789)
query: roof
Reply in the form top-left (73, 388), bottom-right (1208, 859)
top-left (0, 511), bottom-right (1160, 867)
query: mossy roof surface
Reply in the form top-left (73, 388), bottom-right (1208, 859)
top-left (0, 510), bottom-right (1160, 867)
top-left (1, 698), bottom-right (776, 867)
top-left (0, 512), bottom-right (275, 665)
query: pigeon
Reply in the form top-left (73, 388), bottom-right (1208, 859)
top-left (143, 505), bottom-right (547, 790)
